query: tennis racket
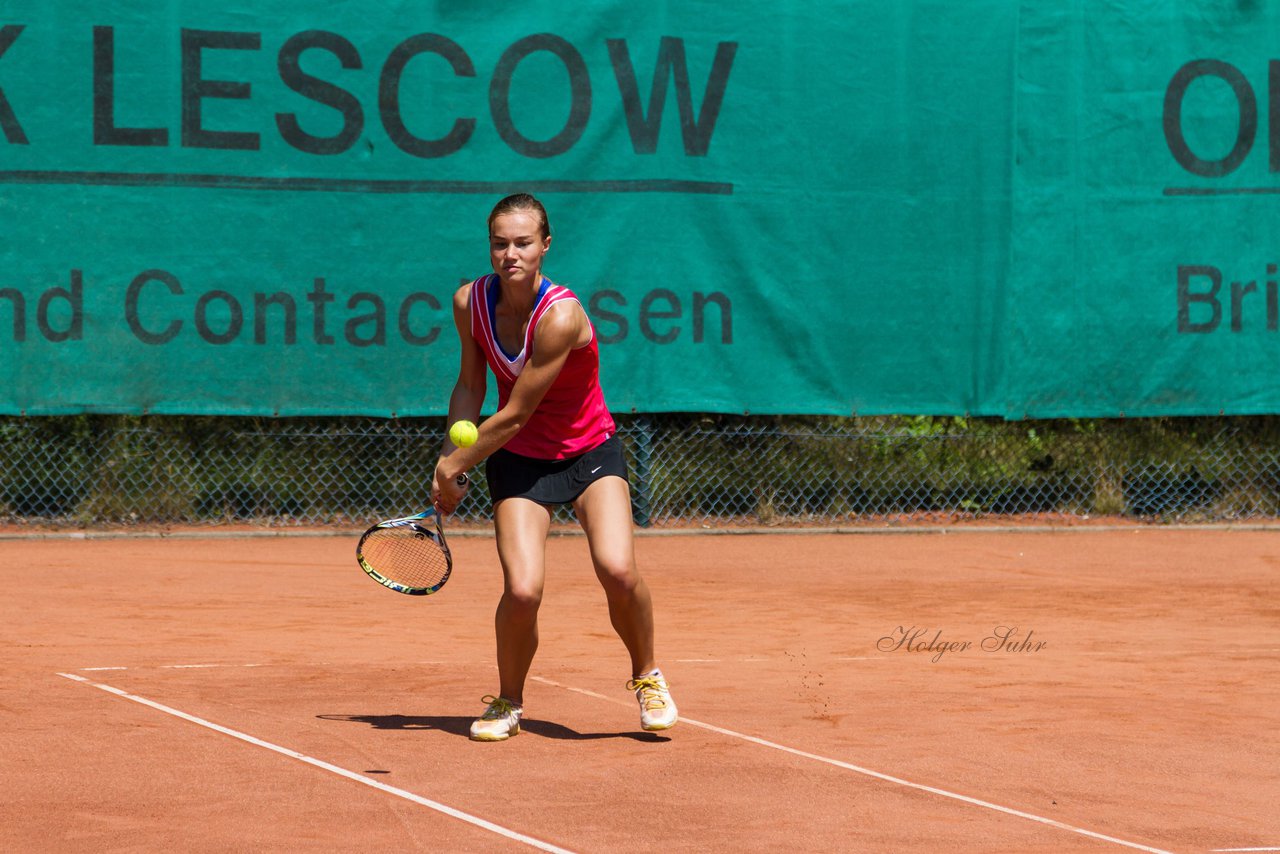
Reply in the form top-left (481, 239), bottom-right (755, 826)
top-left (356, 476), bottom-right (467, 596)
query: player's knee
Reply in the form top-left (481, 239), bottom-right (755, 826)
top-left (595, 558), bottom-right (640, 598)
top-left (502, 583), bottom-right (543, 616)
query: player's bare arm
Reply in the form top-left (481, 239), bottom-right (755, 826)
top-left (433, 283), bottom-right (488, 510)
top-left (444, 283), bottom-right (487, 432)
top-left (435, 299), bottom-right (582, 489)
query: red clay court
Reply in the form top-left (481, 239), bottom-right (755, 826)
top-left (3, 527), bottom-right (1277, 852)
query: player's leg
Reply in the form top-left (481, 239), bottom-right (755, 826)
top-left (493, 496), bottom-right (552, 701)
top-left (573, 475), bottom-right (654, 672)
top-left (573, 475), bottom-right (677, 730)
top-left (471, 496), bottom-right (551, 741)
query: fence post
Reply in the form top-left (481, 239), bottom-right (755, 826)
top-left (632, 415), bottom-right (653, 527)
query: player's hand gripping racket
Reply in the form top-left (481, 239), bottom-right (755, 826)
top-left (356, 475), bottom-right (467, 596)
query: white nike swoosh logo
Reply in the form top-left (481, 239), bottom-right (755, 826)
top-left (591, 466), bottom-right (603, 474)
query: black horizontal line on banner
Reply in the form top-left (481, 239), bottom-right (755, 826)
top-left (1164, 186), bottom-right (1280, 196)
top-left (0, 170), bottom-right (734, 196)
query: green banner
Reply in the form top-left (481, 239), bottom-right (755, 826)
top-left (2, 2), bottom-right (1275, 418)
top-left (1004, 2), bottom-right (1280, 417)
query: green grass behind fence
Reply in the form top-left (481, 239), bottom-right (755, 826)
top-left (3, 415), bottom-right (1280, 525)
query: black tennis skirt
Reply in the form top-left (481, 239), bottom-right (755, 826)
top-left (485, 434), bottom-right (628, 506)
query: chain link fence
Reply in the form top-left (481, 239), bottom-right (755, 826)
top-left (3, 414), bottom-right (1280, 528)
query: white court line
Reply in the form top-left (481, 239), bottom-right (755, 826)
top-left (75, 661), bottom-right (476, 673)
top-left (57, 673), bottom-right (575, 854)
top-left (76, 665), bottom-right (266, 673)
top-left (677, 657), bottom-right (888, 663)
top-left (532, 675), bottom-right (1173, 854)
top-left (1070, 648), bottom-right (1280, 658)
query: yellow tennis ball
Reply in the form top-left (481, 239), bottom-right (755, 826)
top-left (449, 420), bottom-right (478, 448)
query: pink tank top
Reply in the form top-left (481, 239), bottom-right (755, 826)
top-left (469, 274), bottom-right (615, 460)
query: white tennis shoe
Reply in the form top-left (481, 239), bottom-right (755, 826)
top-left (627, 670), bottom-right (678, 731)
top-left (470, 695), bottom-right (523, 741)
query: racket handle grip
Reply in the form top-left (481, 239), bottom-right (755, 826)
top-left (456, 473), bottom-right (469, 486)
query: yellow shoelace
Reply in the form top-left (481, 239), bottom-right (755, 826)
top-left (479, 695), bottom-right (518, 719)
top-left (627, 676), bottom-right (670, 710)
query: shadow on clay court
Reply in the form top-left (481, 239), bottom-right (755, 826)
top-left (317, 714), bottom-right (670, 743)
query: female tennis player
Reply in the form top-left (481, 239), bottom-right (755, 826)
top-left (431, 193), bottom-right (677, 742)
